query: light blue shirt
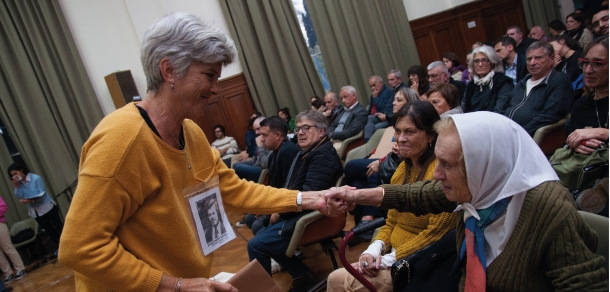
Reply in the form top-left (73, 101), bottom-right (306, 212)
top-left (14, 173), bottom-right (55, 218)
top-left (504, 53), bottom-right (518, 86)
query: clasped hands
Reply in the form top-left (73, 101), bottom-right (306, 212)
top-left (317, 186), bottom-right (357, 217)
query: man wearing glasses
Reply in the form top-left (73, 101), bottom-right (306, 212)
top-left (504, 41), bottom-right (574, 136)
top-left (426, 61), bottom-right (466, 101)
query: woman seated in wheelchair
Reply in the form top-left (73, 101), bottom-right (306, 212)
top-left (327, 101), bottom-right (457, 292)
top-left (564, 36), bottom-right (609, 215)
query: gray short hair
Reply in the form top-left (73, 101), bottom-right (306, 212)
top-left (370, 75), bottom-right (383, 83)
top-left (396, 87), bottom-right (420, 103)
top-left (469, 45), bottom-right (504, 74)
top-left (341, 85), bottom-right (357, 96)
top-left (296, 110), bottom-right (329, 132)
top-left (388, 69), bottom-right (402, 80)
top-left (141, 12), bottom-right (237, 94)
top-left (526, 41), bottom-right (554, 57)
top-left (427, 61), bottom-right (448, 74)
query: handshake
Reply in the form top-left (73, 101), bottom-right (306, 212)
top-left (310, 186), bottom-right (384, 217)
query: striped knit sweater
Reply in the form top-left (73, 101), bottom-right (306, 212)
top-left (374, 160), bottom-right (457, 259)
top-left (381, 180), bottom-right (608, 291)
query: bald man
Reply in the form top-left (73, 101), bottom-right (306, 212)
top-left (529, 26), bottom-right (548, 41)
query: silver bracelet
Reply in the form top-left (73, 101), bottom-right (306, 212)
top-left (177, 277), bottom-right (182, 292)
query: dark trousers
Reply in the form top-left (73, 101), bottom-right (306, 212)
top-left (35, 204), bottom-right (63, 246)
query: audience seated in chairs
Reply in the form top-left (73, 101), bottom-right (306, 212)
top-left (504, 41), bottom-right (574, 136)
top-left (462, 45), bottom-right (514, 114)
top-left (424, 84), bottom-right (463, 118)
top-left (565, 36), bottom-right (609, 216)
top-left (247, 110), bottom-right (343, 292)
top-left (328, 101), bottom-right (457, 292)
top-left (342, 87), bottom-right (420, 245)
top-left (566, 12), bottom-right (594, 50)
top-left (364, 75), bottom-right (394, 142)
top-left (328, 86), bottom-right (368, 151)
top-left (328, 111), bottom-right (608, 291)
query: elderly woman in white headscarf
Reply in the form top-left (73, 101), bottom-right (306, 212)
top-left (327, 111), bottom-right (608, 291)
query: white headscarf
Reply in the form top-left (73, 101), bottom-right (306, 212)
top-left (450, 112), bottom-right (559, 265)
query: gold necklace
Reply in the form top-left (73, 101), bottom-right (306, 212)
top-left (145, 98), bottom-right (191, 169)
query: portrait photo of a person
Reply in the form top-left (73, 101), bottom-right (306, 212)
top-left (198, 196), bottom-right (226, 244)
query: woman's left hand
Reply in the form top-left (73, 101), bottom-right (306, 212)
top-left (355, 253), bottom-right (381, 277)
top-left (366, 160), bottom-right (380, 177)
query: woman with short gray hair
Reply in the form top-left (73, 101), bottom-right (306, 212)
top-left (58, 12), bottom-right (339, 292)
top-left (461, 45), bottom-right (514, 113)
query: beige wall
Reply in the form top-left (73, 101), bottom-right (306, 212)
top-left (58, 0), bottom-right (242, 114)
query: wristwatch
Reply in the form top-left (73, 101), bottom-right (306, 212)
top-left (296, 191), bottom-right (302, 212)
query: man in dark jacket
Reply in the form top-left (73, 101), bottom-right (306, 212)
top-left (504, 41), bottom-right (574, 136)
top-left (243, 116), bottom-right (300, 234)
top-left (328, 86), bottom-right (368, 149)
top-left (427, 61), bottom-right (466, 101)
top-left (248, 110), bottom-right (343, 292)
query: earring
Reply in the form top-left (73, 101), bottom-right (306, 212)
top-left (170, 79), bottom-right (174, 90)
top-left (429, 142), bottom-right (432, 148)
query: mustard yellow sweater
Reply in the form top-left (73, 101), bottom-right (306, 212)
top-left (374, 160), bottom-right (457, 259)
top-left (58, 104), bottom-right (298, 292)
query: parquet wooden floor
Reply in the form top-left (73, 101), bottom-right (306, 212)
top-left (6, 208), bottom-right (366, 292)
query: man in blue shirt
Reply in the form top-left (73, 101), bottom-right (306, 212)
top-left (363, 75), bottom-right (394, 142)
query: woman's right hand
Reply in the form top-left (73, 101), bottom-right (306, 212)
top-left (391, 142), bottom-right (399, 155)
top-left (551, 54), bottom-right (562, 67)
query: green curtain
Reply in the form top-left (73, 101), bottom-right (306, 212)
top-left (521, 0), bottom-right (562, 31)
top-left (220, 0), bottom-right (325, 117)
top-left (305, 0), bottom-right (420, 105)
top-left (0, 0), bottom-right (104, 221)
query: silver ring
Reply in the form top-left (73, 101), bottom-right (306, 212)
top-left (361, 261), bottom-right (368, 268)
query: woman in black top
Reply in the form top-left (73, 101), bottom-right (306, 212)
top-left (461, 45), bottom-right (513, 114)
top-left (549, 34), bottom-right (583, 85)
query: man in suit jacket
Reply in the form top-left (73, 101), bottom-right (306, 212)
top-left (494, 36), bottom-right (528, 86)
top-left (328, 85), bottom-right (368, 151)
top-left (203, 197), bottom-right (227, 244)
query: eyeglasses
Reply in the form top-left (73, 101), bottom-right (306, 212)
top-left (473, 58), bottom-right (490, 65)
top-left (578, 58), bottom-right (609, 72)
top-left (295, 125), bottom-right (318, 133)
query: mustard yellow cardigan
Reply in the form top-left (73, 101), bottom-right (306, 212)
top-left (59, 104), bottom-right (298, 292)
top-left (374, 160), bottom-right (457, 259)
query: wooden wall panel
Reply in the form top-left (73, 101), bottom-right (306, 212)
top-left (410, 0), bottom-right (527, 67)
top-left (195, 74), bottom-right (255, 150)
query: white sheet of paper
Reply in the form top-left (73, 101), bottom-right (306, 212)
top-left (187, 187), bottom-right (236, 255)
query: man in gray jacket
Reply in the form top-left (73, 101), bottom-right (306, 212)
top-left (504, 41), bottom-right (574, 136)
top-left (328, 85), bottom-right (368, 151)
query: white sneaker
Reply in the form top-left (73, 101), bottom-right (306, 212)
top-left (271, 259), bottom-right (283, 274)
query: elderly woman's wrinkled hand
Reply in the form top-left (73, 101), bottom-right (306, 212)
top-left (354, 253), bottom-right (380, 277)
top-left (320, 187), bottom-right (355, 217)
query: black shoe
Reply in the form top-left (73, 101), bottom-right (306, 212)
top-left (235, 218), bottom-right (247, 227)
top-left (3, 275), bottom-right (13, 285)
top-left (288, 270), bottom-right (320, 292)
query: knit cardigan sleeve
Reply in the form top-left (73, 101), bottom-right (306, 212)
top-left (394, 212), bottom-right (457, 259)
